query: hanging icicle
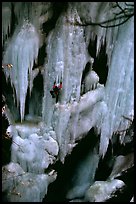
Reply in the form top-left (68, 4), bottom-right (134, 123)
top-left (3, 20), bottom-right (40, 122)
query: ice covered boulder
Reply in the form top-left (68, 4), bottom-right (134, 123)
top-left (85, 179), bottom-right (125, 202)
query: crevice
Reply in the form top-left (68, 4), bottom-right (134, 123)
top-left (93, 37), bottom-right (108, 85)
top-left (25, 72), bottom-right (44, 119)
top-left (43, 127), bottom-right (98, 202)
top-left (95, 140), bottom-right (114, 181)
top-left (81, 62), bottom-right (92, 84)
top-left (10, 3), bottom-right (18, 38)
top-left (36, 43), bottom-right (47, 67)
top-left (42, 2), bottom-right (68, 36)
top-left (87, 35), bottom-right (108, 86)
top-left (2, 71), bottom-right (20, 122)
top-left (88, 35), bottom-right (97, 59)
top-left (2, 96), bottom-right (12, 166)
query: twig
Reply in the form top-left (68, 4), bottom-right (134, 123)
top-left (122, 115), bottom-right (133, 122)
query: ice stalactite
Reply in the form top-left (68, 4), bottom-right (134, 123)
top-left (3, 21), bottom-right (40, 122)
top-left (2, 2), bottom-right (12, 46)
top-left (14, 2), bottom-right (52, 32)
top-left (99, 17), bottom-right (134, 157)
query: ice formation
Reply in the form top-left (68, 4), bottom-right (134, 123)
top-left (99, 16), bottom-right (134, 157)
top-left (109, 153), bottom-right (134, 180)
top-left (2, 162), bottom-right (57, 202)
top-left (3, 21), bottom-right (40, 122)
top-left (83, 70), bottom-right (99, 92)
top-left (2, 2), bottom-right (11, 45)
top-left (2, 2), bottom-right (134, 202)
top-left (9, 123), bottom-right (59, 173)
top-left (85, 179), bottom-right (125, 202)
top-left (66, 147), bottom-right (99, 199)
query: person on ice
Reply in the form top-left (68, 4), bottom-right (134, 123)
top-left (50, 81), bottom-right (62, 103)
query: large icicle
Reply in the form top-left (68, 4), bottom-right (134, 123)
top-left (99, 17), bottom-right (134, 157)
top-left (3, 20), bottom-right (40, 122)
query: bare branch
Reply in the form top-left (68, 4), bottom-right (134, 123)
top-left (116, 2), bottom-right (127, 16)
top-left (122, 115), bottom-right (133, 122)
top-left (99, 15), bottom-right (132, 28)
top-left (66, 2), bottom-right (134, 29)
top-left (67, 11), bottom-right (133, 29)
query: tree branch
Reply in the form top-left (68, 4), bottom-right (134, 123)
top-left (99, 15), bottom-right (133, 28)
top-left (67, 2), bottom-right (134, 29)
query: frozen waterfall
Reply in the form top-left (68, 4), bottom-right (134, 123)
top-left (2, 2), bottom-right (134, 202)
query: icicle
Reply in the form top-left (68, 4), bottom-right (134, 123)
top-left (99, 16), bottom-right (134, 157)
top-left (3, 21), bottom-right (40, 122)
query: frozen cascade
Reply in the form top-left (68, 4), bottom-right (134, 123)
top-left (3, 21), bottom-right (40, 121)
top-left (2, 2), bottom-right (12, 46)
top-left (42, 5), bottom-right (88, 125)
top-left (2, 121), bottom-right (59, 201)
top-left (99, 17), bottom-right (134, 157)
top-left (2, 2), bottom-right (134, 202)
top-left (52, 85), bottom-right (105, 161)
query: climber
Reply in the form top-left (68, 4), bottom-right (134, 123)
top-left (50, 81), bottom-right (62, 103)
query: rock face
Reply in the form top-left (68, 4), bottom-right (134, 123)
top-left (2, 2), bottom-right (134, 202)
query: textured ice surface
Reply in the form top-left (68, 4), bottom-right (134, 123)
top-left (83, 70), bottom-right (99, 92)
top-left (2, 162), bottom-right (57, 202)
top-left (85, 179), bottom-right (125, 202)
top-left (99, 17), bottom-right (134, 157)
top-left (3, 21), bottom-right (40, 122)
top-left (109, 153), bottom-right (134, 180)
top-left (2, 2), bottom-right (134, 202)
top-left (9, 123), bottom-right (58, 173)
top-left (42, 5), bottom-right (88, 125)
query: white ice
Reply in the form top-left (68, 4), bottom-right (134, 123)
top-left (3, 21), bottom-right (40, 122)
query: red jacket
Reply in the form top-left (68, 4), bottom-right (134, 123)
top-left (58, 83), bottom-right (62, 89)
